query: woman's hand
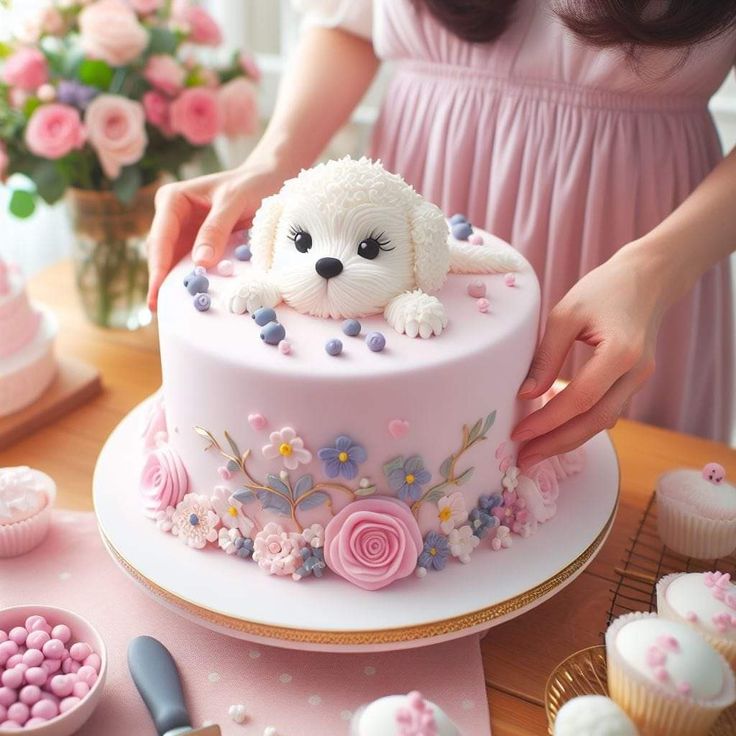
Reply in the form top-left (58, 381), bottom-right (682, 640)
top-left (512, 241), bottom-right (674, 469)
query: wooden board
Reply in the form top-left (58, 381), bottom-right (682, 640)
top-left (0, 355), bottom-right (101, 449)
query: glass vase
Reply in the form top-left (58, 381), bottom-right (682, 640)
top-left (66, 182), bottom-right (157, 330)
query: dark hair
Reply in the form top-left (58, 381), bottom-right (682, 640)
top-left (413, 0), bottom-right (736, 48)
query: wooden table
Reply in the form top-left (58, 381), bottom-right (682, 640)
top-left (3, 260), bottom-right (735, 735)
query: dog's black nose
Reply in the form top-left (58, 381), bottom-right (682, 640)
top-left (315, 257), bottom-right (343, 280)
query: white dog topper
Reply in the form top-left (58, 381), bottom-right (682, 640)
top-left (230, 157), bottom-right (518, 338)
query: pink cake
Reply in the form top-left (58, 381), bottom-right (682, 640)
top-left (141, 158), bottom-right (586, 591)
top-left (0, 259), bottom-right (57, 417)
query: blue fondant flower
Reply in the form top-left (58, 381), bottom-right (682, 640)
top-left (387, 456), bottom-right (431, 502)
top-left (317, 435), bottom-right (367, 480)
top-left (478, 493), bottom-right (503, 513)
top-left (417, 531), bottom-right (450, 571)
top-left (469, 507), bottom-right (497, 539)
top-left (294, 546), bottom-right (326, 580)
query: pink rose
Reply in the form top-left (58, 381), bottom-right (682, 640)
top-left (549, 447), bottom-right (586, 481)
top-left (39, 7), bottom-right (65, 36)
top-left (85, 94), bottom-right (147, 179)
top-left (252, 522), bottom-right (305, 576)
top-left (142, 91), bottom-right (172, 135)
top-left (238, 52), bottom-right (261, 83)
top-left (139, 445), bottom-right (189, 518)
top-left (24, 104), bottom-right (86, 160)
top-left (169, 87), bottom-right (221, 145)
top-left (515, 460), bottom-right (560, 524)
top-left (128, 0), bottom-right (163, 13)
top-left (2, 48), bottom-right (48, 91)
top-left (144, 55), bottom-right (185, 96)
top-left (324, 498), bottom-right (423, 591)
top-left (174, 2), bottom-right (222, 46)
top-left (218, 77), bottom-right (258, 138)
top-left (141, 393), bottom-right (168, 451)
top-left (79, 0), bottom-right (149, 67)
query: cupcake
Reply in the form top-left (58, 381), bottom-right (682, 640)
top-left (0, 466), bottom-right (56, 557)
top-left (658, 571), bottom-right (736, 670)
top-left (554, 695), bottom-right (638, 736)
top-left (606, 612), bottom-right (735, 736)
top-left (350, 691), bottom-right (461, 735)
top-left (656, 463), bottom-right (736, 559)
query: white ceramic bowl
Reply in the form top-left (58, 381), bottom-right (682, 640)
top-left (0, 605), bottom-right (107, 735)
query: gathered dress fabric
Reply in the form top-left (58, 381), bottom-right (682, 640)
top-left (297, 0), bottom-right (736, 441)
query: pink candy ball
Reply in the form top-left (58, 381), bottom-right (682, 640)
top-left (5, 655), bottom-right (22, 669)
top-left (69, 642), bottom-right (91, 663)
top-left (25, 631), bottom-right (50, 651)
top-left (61, 659), bottom-right (80, 675)
top-left (24, 617), bottom-right (50, 635)
top-left (8, 628), bottom-right (27, 647)
top-left (466, 281), bottom-right (486, 299)
top-left (83, 653), bottom-right (101, 673)
top-left (0, 705), bottom-right (5, 721)
top-left (19, 685), bottom-right (41, 706)
top-left (76, 666), bottom-right (97, 687)
top-left (22, 649), bottom-right (43, 668)
top-left (477, 298), bottom-right (490, 313)
top-left (42, 639), bottom-right (66, 660)
top-left (59, 696), bottom-right (80, 714)
top-left (0, 720), bottom-right (21, 730)
top-left (41, 659), bottom-right (61, 675)
top-left (6, 702), bottom-right (29, 726)
top-left (504, 273), bottom-right (516, 287)
top-left (24, 667), bottom-right (47, 688)
top-left (278, 339), bottom-right (292, 355)
top-left (50, 675), bottom-right (74, 698)
top-left (50, 625), bottom-right (71, 644)
top-left (72, 681), bottom-right (90, 699)
top-left (468, 233), bottom-right (483, 245)
top-left (0, 632), bottom-right (7, 644)
top-left (26, 717), bottom-right (48, 727)
top-left (1, 669), bottom-right (24, 690)
top-left (0, 641), bottom-right (19, 665)
top-left (0, 687), bottom-right (16, 707)
top-left (31, 698), bottom-right (58, 720)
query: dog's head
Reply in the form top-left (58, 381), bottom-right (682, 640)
top-left (248, 157), bottom-right (449, 319)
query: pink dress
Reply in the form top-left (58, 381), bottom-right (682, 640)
top-left (301, 0), bottom-right (736, 441)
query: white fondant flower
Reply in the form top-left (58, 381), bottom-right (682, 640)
top-left (253, 522), bottom-right (305, 576)
top-left (448, 524), bottom-right (479, 563)
top-left (302, 523), bottom-right (325, 549)
top-left (171, 493), bottom-right (219, 549)
top-left (437, 491), bottom-right (468, 534)
top-left (262, 427), bottom-right (312, 470)
top-left (491, 525), bottom-right (512, 551)
top-left (155, 505), bottom-right (175, 533)
top-left (502, 465), bottom-right (520, 491)
top-left (211, 486), bottom-right (255, 537)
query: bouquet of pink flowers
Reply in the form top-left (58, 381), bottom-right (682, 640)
top-left (0, 0), bottom-right (259, 216)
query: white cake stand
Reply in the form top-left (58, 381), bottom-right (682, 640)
top-left (94, 400), bottom-right (619, 653)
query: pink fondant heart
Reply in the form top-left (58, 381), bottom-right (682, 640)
top-left (248, 413), bottom-right (267, 431)
top-left (388, 419), bottom-right (410, 439)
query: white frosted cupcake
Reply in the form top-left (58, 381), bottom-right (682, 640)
top-left (656, 463), bottom-right (736, 558)
top-left (554, 695), bottom-right (638, 736)
top-left (606, 612), bottom-right (735, 736)
top-left (0, 466), bottom-right (56, 557)
top-left (658, 571), bottom-right (736, 670)
top-left (350, 691), bottom-right (460, 735)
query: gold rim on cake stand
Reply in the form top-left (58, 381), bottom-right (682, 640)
top-left (545, 645), bottom-right (736, 736)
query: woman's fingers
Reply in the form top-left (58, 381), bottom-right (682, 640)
top-left (191, 190), bottom-right (246, 269)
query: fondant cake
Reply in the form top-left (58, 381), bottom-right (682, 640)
top-left (140, 158), bottom-right (586, 591)
top-left (0, 258), bottom-right (57, 417)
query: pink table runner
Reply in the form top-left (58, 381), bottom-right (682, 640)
top-left (0, 512), bottom-right (491, 735)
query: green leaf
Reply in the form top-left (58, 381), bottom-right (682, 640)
top-left (354, 484), bottom-right (377, 497)
top-left (147, 27), bottom-right (178, 55)
top-left (23, 97), bottom-right (42, 119)
top-left (78, 59), bottom-right (114, 90)
top-left (467, 418), bottom-right (483, 444)
top-left (422, 487), bottom-right (447, 505)
top-left (112, 166), bottom-right (142, 206)
top-left (8, 189), bottom-right (36, 218)
top-left (0, 42), bottom-right (14, 59)
top-left (32, 160), bottom-right (67, 205)
top-left (383, 456), bottom-right (405, 479)
top-left (439, 456), bottom-right (452, 480)
top-left (482, 411), bottom-right (497, 436)
top-left (456, 468), bottom-right (475, 486)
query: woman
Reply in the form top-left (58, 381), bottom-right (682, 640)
top-left (147, 1), bottom-right (736, 467)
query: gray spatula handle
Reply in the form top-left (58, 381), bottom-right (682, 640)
top-left (128, 636), bottom-right (191, 736)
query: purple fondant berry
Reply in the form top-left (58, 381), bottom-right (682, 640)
top-left (234, 244), bottom-right (252, 261)
top-left (261, 321), bottom-right (286, 345)
top-left (365, 331), bottom-right (386, 352)
top-left (451, 221), bottom-right (473, 241)
top-left (186, 273), bottom-right (209, 296)
top-left (193, 293), bottom-right (211, 312)
top-left (325, 338), bottom-right (343, 356)
top-left (449, 213), bottom-right (468, 225)
top-left (342, 319), bottom-right (361, 337)
top-left (252, 307), bottom-right (277, 326)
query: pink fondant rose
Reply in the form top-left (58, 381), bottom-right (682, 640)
top-left (85, 95), bottom-right (147, 179)
top-left (515, 459), bottom-right (560, 525)
top-left (169, 87), bottom-right (221, 145)
top-left (252, 522), bottom-right (305, 576)
top-left (2, 48), bottom-right (48, 90)
top-left (549, 447), bottom-right (586, 480)
top-left (24, 104), bottom-right (86, 160)
top-left (140, 445), bottom-right (189, 518)
top-left (144, 55), bottom-right (186, 96)
top-left (218, 77), bottom-right (258, 138)
top-left (79, 0), bottom-right (149, 67)
top-left (324, 498), bottom-right (423, 591)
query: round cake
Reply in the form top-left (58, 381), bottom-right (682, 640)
top-left (141, 158), bottom-right (586, 591)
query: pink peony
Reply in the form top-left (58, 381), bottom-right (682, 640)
top-left (139, 445), bottom-right (189, 518)
top-left (549, 447), bottom-right (586, 481)
top-left (24, 104), bottom-right (86, 160)
top-left (144, 54), bottom-right (185, 96)
top-left (85, 94), bottom-right (147, 179)
top-left (2, 48), bottom-right (48, 91)
top-left (324, 498), bottom-right (423, 591)
top-left (169, 87), bottom-right (221, 145)
top-left (79, 0), bottom-right (149, 67)
top-left (0, 143), bottom-right (8, 182)
top-left (128, 0), bottom-right (163, 13)
top-left (174, 2), bottom-right (222, 46)
top-left (252, 522), bottom-right (305, 576)
top-left (218, 77), bottom-right (258, 138)
top-left (141, 393), bottom-right (168, 451)
top-left (142, 91), bottom-right (172, 135)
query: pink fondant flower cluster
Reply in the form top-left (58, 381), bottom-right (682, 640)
top-left (252, 522), bottom-right (305, 576)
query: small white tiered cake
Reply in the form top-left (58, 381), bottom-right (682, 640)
top-left (0, 258), bottom-right (57, 417)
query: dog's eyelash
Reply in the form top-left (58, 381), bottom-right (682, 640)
top-left (368, 230), bottom-right (394, 251)
top-left (288, 225), bottom-right (306, 241)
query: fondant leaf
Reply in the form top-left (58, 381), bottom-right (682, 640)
top-left (297, 491), bottom-right (329, 511)
top-left (468, 419), bottom-right (483, 443)
top-left (294, 475), bottom-right (314, 499)
top-left (232, 489), bottom-right (256, 505)
top-left (194, 426), bottom-right (217, 447)
top-left (423, 487), bottom-right (446, 505)
top-left (383, 456), bottom-right (405, 478)
top-left (439, 456), bottom-right (452, 480)
top-left (224, 431), bottom-right (241, 460)
top-left (257, 490), bottom-right (291, 516)
top-left (266, 474), bottom-right (290, 496)
top-left (456, 468), bottom-right (475, 486)
top-left (482, 411), bottom-right (497, 436)
top-left (226, 460), bottom-right (239, 472)
top-left (355, 484), bottom-right (377, 497)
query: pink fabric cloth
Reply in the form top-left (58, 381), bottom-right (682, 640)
top-left (365, 0), bottom-right (736, 440)
top-left (0, 512), bottom-right (491, 735)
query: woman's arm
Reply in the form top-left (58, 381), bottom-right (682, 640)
top-left (147, 26), bottom-right (379, 309)
top-left (512, 146), bottom-right (736, 468)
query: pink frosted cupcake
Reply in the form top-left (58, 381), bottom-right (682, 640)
top-left (656, 463), bottom-right (736, 559)
top-left (0, 466), bottom-right (56, 557)
top-left (658, 571), bottom-right (736, 670)
top-left (606, 612), bottom-right (736, 736)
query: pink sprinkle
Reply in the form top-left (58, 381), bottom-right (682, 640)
top-left (717, 573), bottom-right (732, 589)
top-left (504, 273), bottom-right (516, 287)
top-left (677, 682), bottom-right (692, 696)
top-left (467, 281), bottom-right (486, 299)
top-left (278, 339), bottom-right (292, 355)
top-left (655, 667), bottom-right (669, 682)
top-left (477, 298), bottom-right (490, 313)
top-left (468, 233), bottom-right (484, 245)
top-left (646, 646), bottom-right (666, 667)
top-left (656, 635), bottom-right (679, 653)
top-left (685, 611), bottom-right (698, 622)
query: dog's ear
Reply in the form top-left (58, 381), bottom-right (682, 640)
top-left (250, 194), bottom-right (283, 272)
top-left (409, 198), bottom-right (450, 293)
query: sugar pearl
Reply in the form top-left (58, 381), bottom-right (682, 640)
top-left (22, 650), bottom-right (43, 668)
top-left (42, 639), bottom-right (66, 660)
top-left (7, 703), bottom-right (29, 726)
top-left (477, 298), bottom-right (490, 313)
top-left (0, 688), bottom-right (17, 707)
top-left (228, 704), bottom-right (248, 724)
top-left (24, 668), bottom-right (46, 687)
top-left (19, 686), bottom-right (41, 706)
top-left (69, 643), bottom-right (91, 663)
top-left (216, 259), bottom-right (234, 277)
top-left (72, 682), bottom-right (90, 698)
top-left (83, 654), bottom-right (101, 673)
top-left (467, 281), bottom-right (486, 299)
top-left (504, 273), bottom-right (516, 287)
top-left (25, 631), bottom-right (50, 650)
top-left (60, 696), bottom-right (80, 714)
top-left (24, 617), bottom-right (50, 635)
top-left (1, 669), bottom-right (24, 690)
top-left (51, 625), bottom-right (71, 644)
top-left (8, 628), bottom-right (27, 647)
top-left (468, 233), bottom-right (483, 245)
top-left (277, 339), bottom-right (292, 355)
top-left (31, 699), bottom-right (58, 720)
top-left (50, 675), bottom-right (74, 698)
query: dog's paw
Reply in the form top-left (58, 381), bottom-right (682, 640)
top-left (229, 275), bottom-right (281, 314)
top-left (384, 290), bottom-right (447, 339)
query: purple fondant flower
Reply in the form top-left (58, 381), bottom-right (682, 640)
top-left (387, 456), bottom-right (431, 502)
top-left (417, 531), bottom-right (450, 572)
top-left (317, 435), bottom-right (366, 480)
top-left (57, 79), bottom-right (98, 109)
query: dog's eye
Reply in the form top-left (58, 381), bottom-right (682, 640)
top-left (357, 237), bottom-right (381, 260)
top-left (289, 227), bottom-right (312, 253)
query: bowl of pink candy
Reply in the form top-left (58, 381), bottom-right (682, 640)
top-left (0, 606), bottom-right (107, 734)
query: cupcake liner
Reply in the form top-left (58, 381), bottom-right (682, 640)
top-left (656, 494), bottom-right (736, 559)
top-left (0, 471), bottom-right (56, 558)
top-left (657, 574), bottom-right (736, 672)
top-left (606, 612), bottom-right (736, 736)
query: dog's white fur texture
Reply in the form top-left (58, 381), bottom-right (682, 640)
top-left (229, 157), bottom-right (518, 338)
